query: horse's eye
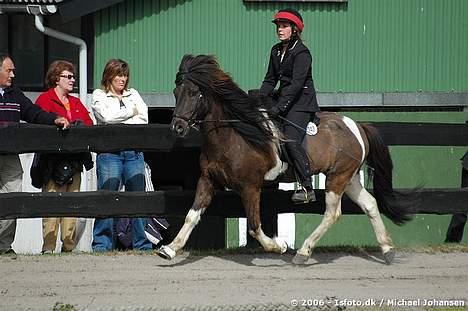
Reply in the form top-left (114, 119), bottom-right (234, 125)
top-left (190, 90), bottom-right (199, 97)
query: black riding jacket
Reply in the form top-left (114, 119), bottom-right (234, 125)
top-left (0, 86), bottom-right (57, 124)
top-left (259, 39), bottom-right (319, 114)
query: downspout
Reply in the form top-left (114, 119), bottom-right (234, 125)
top-left (34, 15), bottom-right (87, 104)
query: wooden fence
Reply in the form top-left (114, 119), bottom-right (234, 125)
top-left (0, 122), bottom-right (467, 220)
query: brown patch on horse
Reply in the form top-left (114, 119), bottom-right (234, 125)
top-left (305, 112), bottom-right (368, 181)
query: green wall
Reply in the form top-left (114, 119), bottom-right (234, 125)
top-left (94, 0), bottom-right (468, 93)
top-left (294, 215), bottom-right (463, 248)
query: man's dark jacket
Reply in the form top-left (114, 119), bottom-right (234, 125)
top-left (0, 86), bottom-right (57, 124)
top-left (259, 39), bottom-right (319, 114)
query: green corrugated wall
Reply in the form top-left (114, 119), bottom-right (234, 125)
top-left (94, 0), bottom-right (468, 93)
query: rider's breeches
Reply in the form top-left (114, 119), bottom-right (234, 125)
top-left (283, 110), bottom-right (313, 187)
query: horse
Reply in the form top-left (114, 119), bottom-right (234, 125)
top-left (157, 54), bottom-right (414, 264)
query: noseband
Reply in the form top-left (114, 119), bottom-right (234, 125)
top-left (172, 93), bottom-right (205, 128)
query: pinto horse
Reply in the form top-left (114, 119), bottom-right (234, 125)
top-left (157, 54), bottom-right (414, 264)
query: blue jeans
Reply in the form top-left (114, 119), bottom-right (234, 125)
top-left (92, 151), bottom-right (152, 251)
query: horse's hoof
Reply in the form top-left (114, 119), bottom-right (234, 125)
top-left (383, 249), bottom-right (395, 265)
top-left (156, 245), bottom-right (176, 260)
top-left (292, 253), bottom-right (309, 265)
top-left (274, 237), bottom-right (288, 254)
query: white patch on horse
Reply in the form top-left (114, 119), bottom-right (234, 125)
top-left (342, 116), bottom-right (366, 164)
top-left (262, 113), bottom-right (288, 180)
top-left (177, 208), bottom-right (202, 244)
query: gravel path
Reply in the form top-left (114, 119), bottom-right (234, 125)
top-left (1, 251), bottom-right (467, 310)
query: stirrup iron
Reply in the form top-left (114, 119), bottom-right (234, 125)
top-left (291, 185), bottom-right (316, 204)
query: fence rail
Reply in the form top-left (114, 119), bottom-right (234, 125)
top-left (0, 121), bottom-right (467, 155)
top-left (1, 189), bottom-right (467, 220)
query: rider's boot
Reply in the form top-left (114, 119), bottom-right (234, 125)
top-left (286, 142), bottom-right (316, 203)
top-left (291, 177), bottom-right (316, 203)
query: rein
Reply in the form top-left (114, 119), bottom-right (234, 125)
top-left (172, 93), bottom-right (241, 129)
top-left (173, 93), bottom-right (365, 166)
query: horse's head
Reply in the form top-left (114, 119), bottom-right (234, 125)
top-left (171, 80), bottom-right (205, 138)
top-left (171, 54), bottom-right (220, 137)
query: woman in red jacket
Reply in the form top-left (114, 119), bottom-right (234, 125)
top-left (35, 60), bottom-right (93, 254)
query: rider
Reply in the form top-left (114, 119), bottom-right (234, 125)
top-left (259, 8), bottom-right (320, 203)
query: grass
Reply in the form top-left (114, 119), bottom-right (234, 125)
top-left (26, 243), bottom-right (468, 257)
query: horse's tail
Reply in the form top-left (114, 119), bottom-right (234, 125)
top-left (360, 123), bottom-right (416, 225)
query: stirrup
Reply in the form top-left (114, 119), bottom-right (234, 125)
top-left (291, 186), bottom-right (316, 204)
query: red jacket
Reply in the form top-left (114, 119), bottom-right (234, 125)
top-left (35, 88), bottom-right (93, 126)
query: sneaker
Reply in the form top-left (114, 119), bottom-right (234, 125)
top-left (291, 187), bottom-right (316, 203)
top-left (145, 219), bottom-right (165, 245)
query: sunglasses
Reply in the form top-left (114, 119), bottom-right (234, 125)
top-left (59, 74), bottom-right (75, 80)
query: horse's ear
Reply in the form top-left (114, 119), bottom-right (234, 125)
top-left (182, 54), bottom-right (194, 61)
top-left (180, 54), bottom-right (195, 69)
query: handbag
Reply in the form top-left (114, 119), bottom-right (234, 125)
top-left (52, 159), bottom-right (76, 186)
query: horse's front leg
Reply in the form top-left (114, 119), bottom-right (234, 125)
top-left (242, 187), bottom-right (288, 254)
top-left (157, 175), bottom-right (214, 260)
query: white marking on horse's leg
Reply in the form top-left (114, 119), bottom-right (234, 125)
top-left (263, 114), bottom-right (288, 180)
top-left (296, 191), bottom-right (342, 257)
top-left (345, 175), bottom-right (393, 253)
top-left (342, 116), bottom-right (366, 163)
top-left (167, 208), bottom-right (203, 253)
top-left (249, 226), bottom-right (287, 254)
top-left (264, 145), bottom-right (287, 180)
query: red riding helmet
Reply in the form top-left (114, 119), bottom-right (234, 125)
top-left (272, 8), bottom-right (304, 32)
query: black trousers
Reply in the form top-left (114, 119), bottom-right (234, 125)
top-left (282, 110), bottom-right (313, 185)
top-left (445, 167), bottom-right (467, 242)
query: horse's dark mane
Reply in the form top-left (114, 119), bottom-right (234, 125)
top-left (176, 54), bottom-right (274, 153)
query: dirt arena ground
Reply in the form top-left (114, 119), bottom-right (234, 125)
top-left (1, 250), bottom-right (467, 310)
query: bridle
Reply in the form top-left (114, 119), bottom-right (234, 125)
top-left (172, 91), bottom-right (241, 130)
top-left (172, 93), bottom-right (205, 128)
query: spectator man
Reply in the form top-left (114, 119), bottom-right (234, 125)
top-left (0, 54), bottom-right (70, 258)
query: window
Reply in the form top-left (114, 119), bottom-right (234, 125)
top-left (0, 14), bottom-right (93, 91)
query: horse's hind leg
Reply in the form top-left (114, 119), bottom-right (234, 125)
top-left (293, 187), bottom-right (343, 265)
top-left (157, 175), bottom-right (214, 260)
top-left (241, 187), bottom-right (287, 254)
top-left (345, 174), bottom-right (394, 264)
